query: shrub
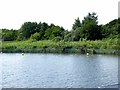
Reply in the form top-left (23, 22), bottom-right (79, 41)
top-left (30, 32), bottom-right (41, 41)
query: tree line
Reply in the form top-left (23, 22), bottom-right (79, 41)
top-left (1, 12), bottom-right (119, 41)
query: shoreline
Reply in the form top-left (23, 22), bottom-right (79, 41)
top-left (1, 48), bottom-right (120, 55)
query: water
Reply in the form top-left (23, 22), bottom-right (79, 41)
top-left (0, 53), bottom-right (118, 88)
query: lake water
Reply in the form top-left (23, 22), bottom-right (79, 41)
top-left (0, 53), bottom-right (119, 88)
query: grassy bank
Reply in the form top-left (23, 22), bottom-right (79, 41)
top-left (1, 38), bottom-right (120, 54)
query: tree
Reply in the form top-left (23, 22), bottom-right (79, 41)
top-left (44, 28), bottom-right (52, 40)
top-left (71, 28), bottom-right (81, 41)
top-left (2, 29), bottom-right (18, 41)
top-left (102, 18), bottom-right (120, 38)
top-left (69, 17), bottom-right (81, 41)
top-left (44, 24), bottom-right (64, 40)
top-left (0, 29), bottom-right (2, 41)
top-left (64, 32), bottom-right (72, 41)
top-left (80, 12), bottom-right (102, 40)
top-left (19, 22), bottom-right (38, 39)
top-left (30, 32), bottom-right (41, 41)
top-left (72, 17), bottom-right (81, 30)
top-left (39, 22), bottom-right (49, 40)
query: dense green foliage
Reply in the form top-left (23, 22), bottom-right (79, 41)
top-left (2, 38), bottom-right (119, 49)
top-left (1, 13), bottom-right (119, 42)
top-left (0, 29), bottom-right (2, 41)
top-left (18, 22), bottom-right (38, 40)
top-left (1, 12), bottom-right (119, 54)
top-left (2, 38), bottom-right (119, 54)
top-left (2, 29), bottom-right (18, 41)
top-left (80, 13), bottom-right (102, 40)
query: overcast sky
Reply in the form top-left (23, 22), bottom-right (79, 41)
top-left (0, 0), bottom-right (119, 30)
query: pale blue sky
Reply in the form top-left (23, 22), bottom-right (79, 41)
top-left (0, 0), bottom-right (119, 30)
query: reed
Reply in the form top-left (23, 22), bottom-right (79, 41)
top-left (2, 38), bottom-right (119, 54)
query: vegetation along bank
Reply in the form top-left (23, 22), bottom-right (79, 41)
top-left (0, 13), bottom-right (120, 54)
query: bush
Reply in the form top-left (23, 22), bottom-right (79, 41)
top-left (2, 38), bottom-right (119, 54)
top-left (30, 32), bottom-right (41, 41)
top-left (52, 37), bottom-right (62, 42)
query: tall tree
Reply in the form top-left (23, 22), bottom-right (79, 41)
top-left (2, 29), bottom-right (18, 41)
top-left (72, 17), bottom-right (81, 30)
top-left (19, 22), bottom-right (38, 39)
top-left (80, 12), bottom-right (102, 40)
top-left (39, 22), bottom-right (49, 39)
top-left (102, 18), bottom-right (120, 38)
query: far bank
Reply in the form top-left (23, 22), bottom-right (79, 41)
top-left (1, 39), bottom-right (119, 55)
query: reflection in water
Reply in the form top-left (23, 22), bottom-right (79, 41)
top-left (0, 54), bottom-right (118, 88)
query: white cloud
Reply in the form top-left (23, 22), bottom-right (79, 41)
top-left (0, 0), bottom-right (119, 30)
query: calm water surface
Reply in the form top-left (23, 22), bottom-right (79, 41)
top-left (0, 53), bottom-right (118, 88)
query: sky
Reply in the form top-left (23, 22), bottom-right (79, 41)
top-left (0, 0), bottom-right (119, 30)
